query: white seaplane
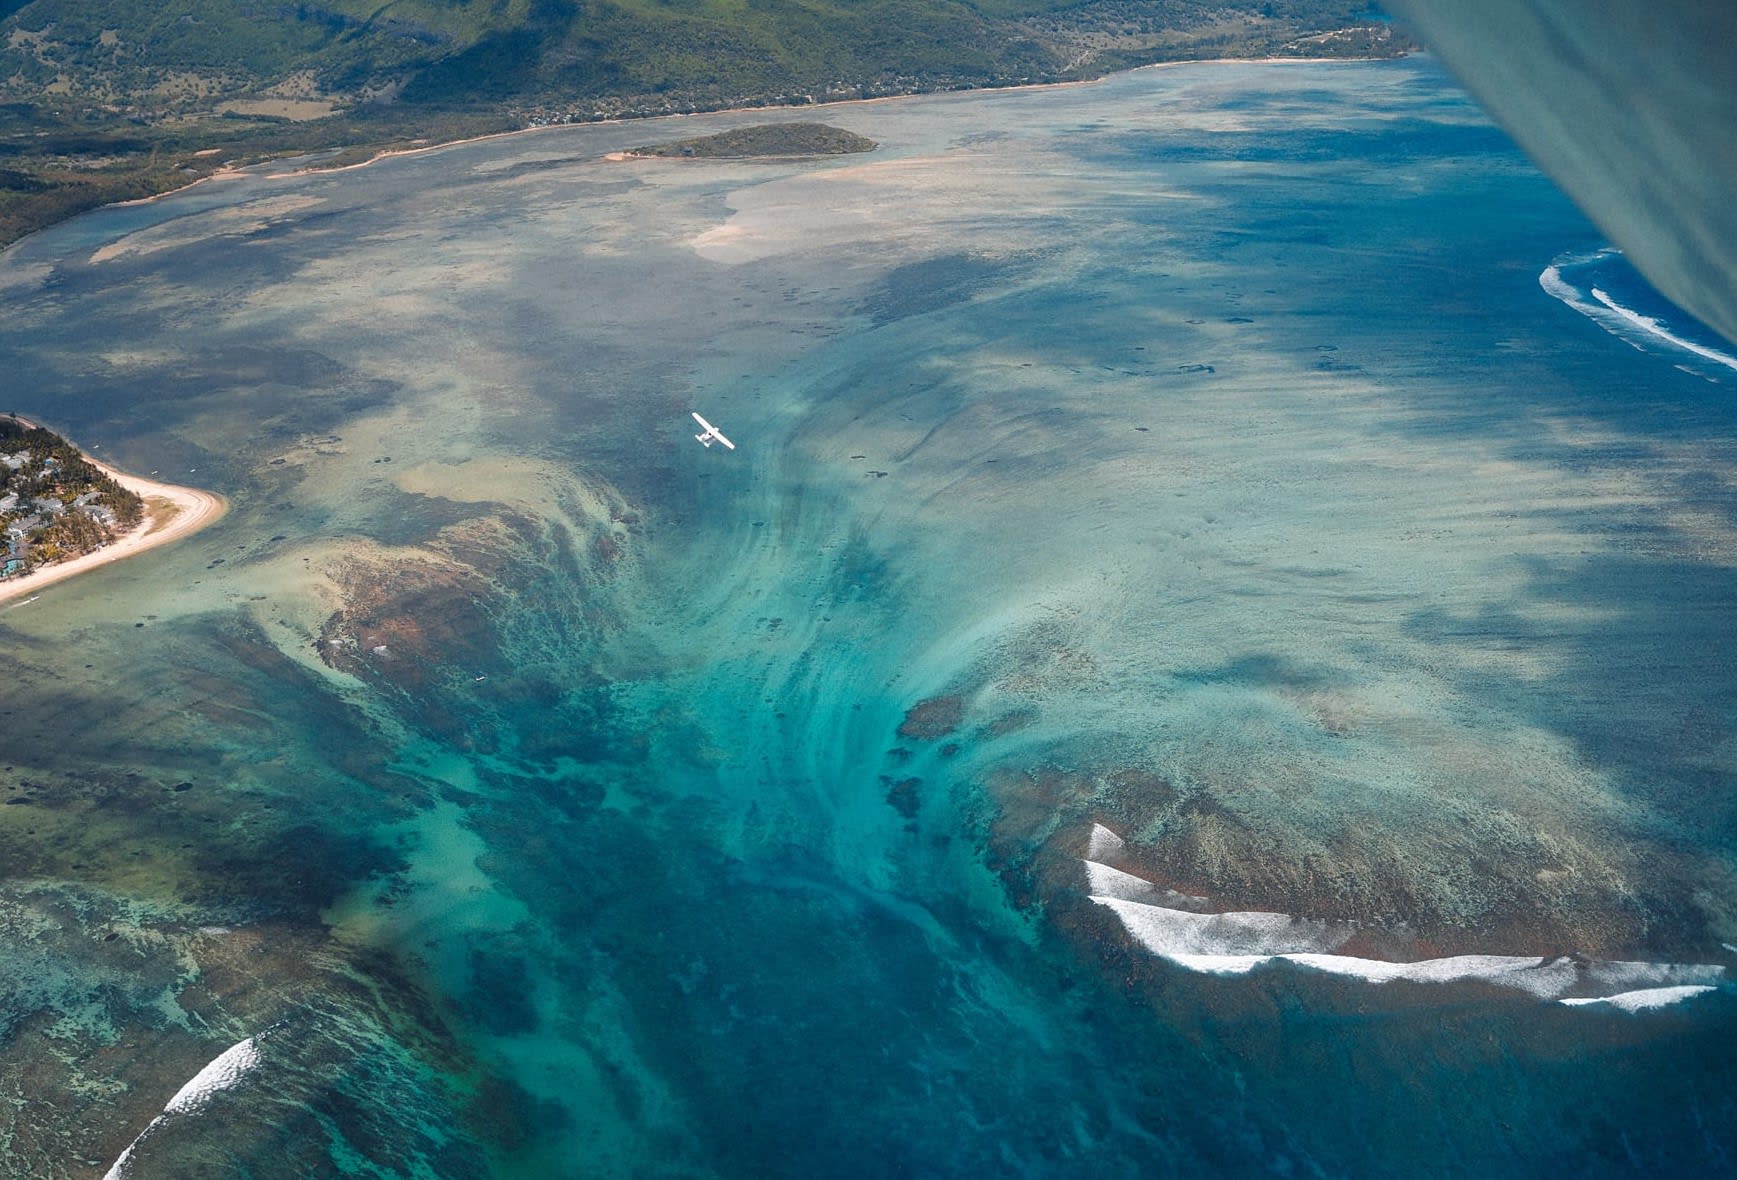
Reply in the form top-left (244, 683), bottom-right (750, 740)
top-left (691, 412), bottom-right (736, 450)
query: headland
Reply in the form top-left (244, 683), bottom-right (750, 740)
top-left (0, 419), bottom-right (224, 605)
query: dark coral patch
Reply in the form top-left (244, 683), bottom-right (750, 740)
top-left (897, 695), bottom-right (964, 740)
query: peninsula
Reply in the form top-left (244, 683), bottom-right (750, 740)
top-left (0, 416), bottom-right (224, 605)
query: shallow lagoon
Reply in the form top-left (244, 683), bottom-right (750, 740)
top-left (1, 56), bottom-right (1735, 1176)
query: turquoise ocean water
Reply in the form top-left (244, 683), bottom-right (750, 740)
top-left (1, 56), bottom-right (1734, 1176)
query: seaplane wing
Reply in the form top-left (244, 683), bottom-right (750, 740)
top-left (691, 411), bottom-right (736, 450)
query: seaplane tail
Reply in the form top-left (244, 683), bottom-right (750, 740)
top-left (691, 411), bottom-right (736, 450)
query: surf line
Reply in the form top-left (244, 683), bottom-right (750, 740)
top-left (101, 1035), bottom-right (263, 1179)
top-left (1540, 249), bottom-right (1737, 377)
top-left (1585, 285), bottom-right (1737, 373)
top-left (1084, 824), bottom-right (1727, 1009)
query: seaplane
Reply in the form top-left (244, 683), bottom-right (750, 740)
top-left (691, 412), bottom-right (736, 450)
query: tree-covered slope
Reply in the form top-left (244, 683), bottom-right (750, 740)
top-left (3, 0), bottom-right (1398, 113)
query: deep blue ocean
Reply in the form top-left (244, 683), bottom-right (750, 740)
top-left (1, 56), bottom-right (1734, 1177)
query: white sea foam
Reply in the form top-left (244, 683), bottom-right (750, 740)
top-left (1539, 258), bottom-right (1651, 356)
top-left (1085, 860), bottom-right (1159, 901)
top-left (163, 1037), bottom-right (262, 1114)
top-left (1538, 259), bottom-right (1592, 308)
top-left (1091, 896), bottom-right (1356, 959)
top-left (1588, 286), bottom-right (1737, 373)
top-left (102, 1036), bottom-right (262, 1179)
top-left (1083, 860), bottom-right (1210, 910)
top-left (1086, 826), bottom-right (1726, 1008)
top-left (1540, 249), bottom-right (1737, 376)
top-left (1086, 823), bottom-right (1126, 862)
top-left (1094, 891), bottom-right (1728, 1003)
top-left (1560, 985), bottom-right (1719, 1012)
top-left (1579, 957), bottom-right (1726, 995)
top-left (1285, 952), bottom-right (1581, 996)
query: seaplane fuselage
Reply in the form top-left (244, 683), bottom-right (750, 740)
top-left (692, 412), bottom-right (736, 450)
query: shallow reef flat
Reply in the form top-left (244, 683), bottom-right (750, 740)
top-left (0, 57), bottom-right (1734, 1176)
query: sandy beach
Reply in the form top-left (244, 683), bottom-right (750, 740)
top-left (0, 428), bottom-right (225, 606)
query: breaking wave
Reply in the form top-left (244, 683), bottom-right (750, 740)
top-left (1540, 247), bottom-right (1737, 380)
top-left (1561, 986), bottom-right (1719, 1012)
top-left (1085, 825), bottom-right (1727, 1008)
top-left (102, 1036), bottom-right (263, 1179)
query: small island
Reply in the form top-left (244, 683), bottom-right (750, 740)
top-left (0, 415), bottom-right (225, 603)
top-left (625, 122), bottom-right (877, 160)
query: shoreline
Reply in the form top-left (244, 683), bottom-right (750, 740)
top-left (285, 54), bottom-right (1390, 178)
top-left (0, 420), bottom-right (226, 606)
top-left (597, 57), bottom-right (1373, 166)
top-left (3, 53), bottom-right (1407, 220)
top-left (0, 51), bottom-right (1414, 257)
top-left (106, 167), bottom-right (248, 210)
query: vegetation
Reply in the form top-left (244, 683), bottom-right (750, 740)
top-left (0, 0), bottom-right (1413, 248)
top-left (630, 122), bottom-right (876, 159)
top-left (0, 416), bottom-right (144, 576)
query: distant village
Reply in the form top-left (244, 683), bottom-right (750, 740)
top-left (0, 416), bottom-right (144, 579)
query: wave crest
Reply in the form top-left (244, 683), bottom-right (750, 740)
top-left (1084, 827), bottom-right (1728, 1010)
top-left (1541, 247), bottom-right (1737, 379)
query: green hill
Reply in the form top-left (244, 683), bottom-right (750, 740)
top-left (0, 0), bottom-right (1407, 245)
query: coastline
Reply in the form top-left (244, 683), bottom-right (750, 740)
top-left (69, 54), bottom-right (1406, 199)
top-left (105, 167), bottom-right (248, 210)
top-left (0, 50), bottom-right (1412, 257)
top-left (295, 55), bottom-right (1386, 177)
top-left (0, 422), bottom-right (225, 606)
